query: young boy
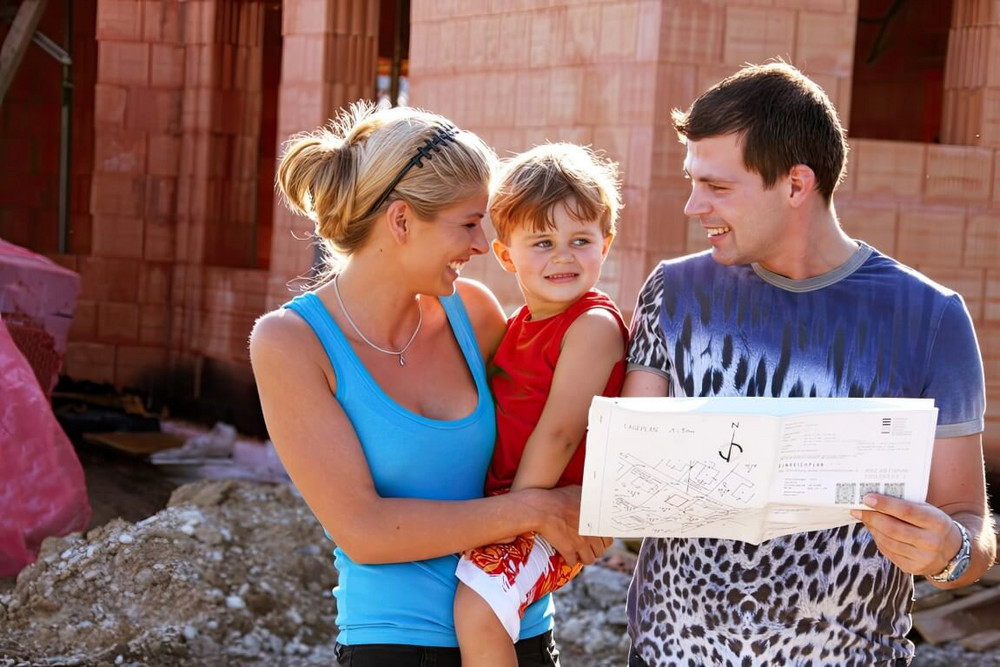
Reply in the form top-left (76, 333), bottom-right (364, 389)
top-left (454, 143), bottom-right (628, 666)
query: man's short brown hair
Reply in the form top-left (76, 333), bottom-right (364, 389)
top-left (671, 61), bottom-right (848, 203)
top-left (489, 143), bottom-right (621, 244)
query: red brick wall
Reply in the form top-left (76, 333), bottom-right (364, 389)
top-left (264, 0), bottom-right (380, 307)
top-left (69, 0), bottom-right (183, 396)
top-left (9, 0), bottom-right (995, 450)
top-left (24, 0), bottom-right (378, 436)
top-left (410, 0), bottom-right (1000, 465)
top-left (410, 0), bottom-right (859, 315)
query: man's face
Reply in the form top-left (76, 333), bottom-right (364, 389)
top-left (683, 133), bottom-right (792, 271)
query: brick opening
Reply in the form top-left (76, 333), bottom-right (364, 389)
top-left (377, 0), bottom-right (410, 107)
top-left (203, 0), bottom-right (281, 270)
top-left (0, 0), bottom-right (96, 255)
top-left (849, 0), bottom-right (953, 143)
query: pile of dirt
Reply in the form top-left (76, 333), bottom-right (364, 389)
top-left (0, 481), bottom-right (338, 666)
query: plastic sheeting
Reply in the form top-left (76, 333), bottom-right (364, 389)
top-left (0, 238), bottom-right (80, 396)
top-left (0, 316), bottom-right (90, 577)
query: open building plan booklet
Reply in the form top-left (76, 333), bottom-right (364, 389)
top-left (579, 397), bottom-right (938, 544)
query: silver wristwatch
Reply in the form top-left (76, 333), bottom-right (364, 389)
top-left (927, 520), bottom-right (971, 583)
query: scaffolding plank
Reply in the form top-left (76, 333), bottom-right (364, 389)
top-left (82, 431), bottom-right (188, 457)
top-left (0, 0), bottom-right (50, 105)
top-left (911, 586), bottom-right (1000, 645)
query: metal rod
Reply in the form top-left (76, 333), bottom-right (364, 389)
top-left (57, 0), bottom-right (72, 254)
top-left (32, 27), bottom-right (71, 65)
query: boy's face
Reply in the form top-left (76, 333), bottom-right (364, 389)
top-left (492, 202), bottom-right (612, 321)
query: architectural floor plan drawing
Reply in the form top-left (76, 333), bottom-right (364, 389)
top-left (611, 452), bottom-right (761, 534)
top-left (579, 397), bottom-right (938, 544)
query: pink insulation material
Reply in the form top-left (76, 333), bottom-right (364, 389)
top-left (0, 240), bottom-right (89, 577)
top-left (0, 316), bottom-right (91, 576)
top-left (0, 239), bottom-right (80, 395)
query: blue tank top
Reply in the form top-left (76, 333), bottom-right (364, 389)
top-left (284, 291), bottom-right (554, 646)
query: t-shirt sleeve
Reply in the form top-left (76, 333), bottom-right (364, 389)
top-left (625, 265), bottom-right (671, 379)
top-left (924, 293), bottom-right (985, 438)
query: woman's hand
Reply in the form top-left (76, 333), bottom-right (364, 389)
top-left (518, 486), bottom-right (613, 565)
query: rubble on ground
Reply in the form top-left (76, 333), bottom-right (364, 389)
top-left (0, 481), bottom-right (337, 666)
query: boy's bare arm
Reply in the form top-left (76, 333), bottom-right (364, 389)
top-left (509, 309), bottom-right (626, 492)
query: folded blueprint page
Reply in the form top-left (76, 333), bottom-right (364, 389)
top-left (579, 397), bottom-right (938, 544)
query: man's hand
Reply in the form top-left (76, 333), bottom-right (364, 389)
top-left (854, 433), bottom-right (998, 588)
top-left (850, 494), bottom-right (963, 577)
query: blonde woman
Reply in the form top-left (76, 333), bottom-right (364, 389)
top-left (249, 104), bottom-right (609, 666)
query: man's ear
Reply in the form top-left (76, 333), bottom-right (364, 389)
top-left (787, 164), bottom-right (817, 208)
top-left (386, 200), bottom-right (410, 243)
top-left (492, 238), bottom-right (517, 273)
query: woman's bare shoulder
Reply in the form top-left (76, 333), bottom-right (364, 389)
top-left (249, 305), bottom-right (318, 362)
top-left (454, 278), bottom-right (506, 356)
top-left (455, 277), bottom-right (497, 302)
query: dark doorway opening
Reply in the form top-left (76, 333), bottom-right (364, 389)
top-left (849, 0), bottom-right (953, 143)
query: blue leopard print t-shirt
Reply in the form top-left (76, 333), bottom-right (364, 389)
top-left (625, 242), bottom-right (985, 666)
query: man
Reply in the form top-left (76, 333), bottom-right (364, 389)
top-left (624, 62), bottom-right (995, 666)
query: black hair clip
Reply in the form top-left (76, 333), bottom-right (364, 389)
top-left (365, 125), bottom-right (459, 217)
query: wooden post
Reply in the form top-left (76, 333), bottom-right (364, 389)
top-left (0, 0), bottom-right (50, 105)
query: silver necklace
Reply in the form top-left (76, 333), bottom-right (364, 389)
top-left (332, 275), bottom-right (422, 367)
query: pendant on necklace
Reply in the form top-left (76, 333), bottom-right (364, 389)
top-left (398, 355), bottom-right (406, 367)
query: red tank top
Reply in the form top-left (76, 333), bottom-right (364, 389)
top-left (485, 290), bottom-right (628, 493)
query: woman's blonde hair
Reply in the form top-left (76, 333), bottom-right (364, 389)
top-left (276, 102), bottom-right (496, 269)
top-left (489, 143), bottom-right (622, 245)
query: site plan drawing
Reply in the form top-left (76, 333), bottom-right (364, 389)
top-left (579, 397), bottom-right (938, 544)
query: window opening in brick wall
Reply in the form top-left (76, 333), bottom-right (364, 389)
top-left (0, 0), bottom-right (93, 256)
top-left (254, 1), bottom-right (281, 270)
top-left (849, 0), bottom-right (953, 143)
top-left (204, 0), bottom-right (280, 270)
top-left (377, 0), bottom-right (409, 107)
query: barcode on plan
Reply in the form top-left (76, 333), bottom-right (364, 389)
top-left (836, 482), bottom-right (907, 504)
top-left (835, 483), bottom-right (856, 504)
top-left (883, 482), bottom-right (905, 498)
top-left (859, 482), bottom-right (880, 498)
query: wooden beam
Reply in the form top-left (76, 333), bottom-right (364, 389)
top-left (0, 0), bottom-right (50, 106)
top-left (911, 585), bottom-right (1000, 644)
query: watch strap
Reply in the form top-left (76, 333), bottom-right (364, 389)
top-left (927, 520), bottom-right (971, 583)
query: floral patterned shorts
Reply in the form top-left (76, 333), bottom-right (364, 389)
top-left (456, 531), bottom-right (582, 641)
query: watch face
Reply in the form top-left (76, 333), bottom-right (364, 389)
top-left (951, 554), bottom-right (971, 581)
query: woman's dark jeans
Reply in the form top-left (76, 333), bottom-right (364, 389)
top-left (334, 630), bottom-right (560, 666)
